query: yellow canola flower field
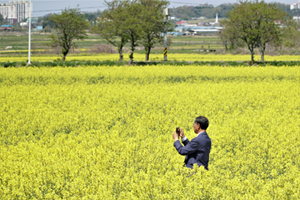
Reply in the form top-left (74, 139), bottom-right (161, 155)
top-left (1, 53), bottom-right (300, 62)
top-left (0, 65), bottom-right (300, 199)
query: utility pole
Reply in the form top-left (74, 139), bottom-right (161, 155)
top-left (163, 7), bottom-right (168, 61)
top-left (28, 0), bottom-right (32, 65)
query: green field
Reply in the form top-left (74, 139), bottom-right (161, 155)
top-left (0, 32), bottom-right (224, 56)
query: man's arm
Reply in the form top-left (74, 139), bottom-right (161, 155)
top-left (181, 137), bottom-right (189, 146)
top-left (174, 139), bottom-right (198, 155)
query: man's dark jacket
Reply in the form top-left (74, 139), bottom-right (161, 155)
top-left (174, 132), bottom-right (211, 170)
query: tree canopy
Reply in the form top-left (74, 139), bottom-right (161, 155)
top-left (222, 0), bottom-right (293, 62)
top-left (49, 8), bottom-right (89, 61)
top-left (139, 0), bottom-right (170, 61)
top-left (94, 0), bottom-right (169, 63)
top-left (93, 0), bottom-right (130, 61)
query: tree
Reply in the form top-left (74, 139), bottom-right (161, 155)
top-left (223, 0), bottom-right (292, 62)
top-left (255, 2), bottom-right (293, 61)
top-left (49, 8), bottom-right (89, 61)
top-left (93, 0), bottom-right (129, 61)
top-left (222, 1), bottom-right (258, 62)
top-left (93, 0), bottom-right (171, 63)
top-left (139, 0), bottom-right (169, 61)
top-left (123, 0), bottom-right (143, 64)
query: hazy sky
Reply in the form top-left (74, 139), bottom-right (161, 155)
top-left (1, 0), bottom-right (296, 17)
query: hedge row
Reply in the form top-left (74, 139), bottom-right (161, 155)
top-left (1, 60), bottom-right (300, 67)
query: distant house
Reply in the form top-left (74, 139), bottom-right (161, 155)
top-left (0, 25), bottom-right (13, 31)
top-left (293, 16), bottom-right (300, 20)
top-left (190, 27), bottom-right (223, 36)
top-left (167, 32), bottom-right (183, 36)
top-left (20, 22), bottom-right (28, 27)
top-left (175, 26), bottom-right (222, 36)
top-left (176, 21), bottom-right (188, 26)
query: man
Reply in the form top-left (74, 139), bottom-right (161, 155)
top-left (173, 116), bottom-right (211, 170)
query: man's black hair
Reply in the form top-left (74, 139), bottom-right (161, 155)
top-left (195, 116), bottom-right (209, 130)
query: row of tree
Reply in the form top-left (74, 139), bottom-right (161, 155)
top-left (49, 0), bottom-right (170, 63)
top-left (93, 0), bottom-right (170, 63)
top-left (48, 0), bottom-right (295, 63)
top-left (220, 0), bottom-right (295, 62)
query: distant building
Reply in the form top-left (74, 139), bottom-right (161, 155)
top-left (0, 24), bottom-right (13, 31)
top-left (293, 16), bottom-right (300, 20)
top-left (291, 1), bottom-right (300, 10)
top-left (176, 21), bottom-right (188, 26)
top-left (191, 27), bottom-right (222, 36)
top-left (175, 26), bottom-right (222, 36)
top-left (0, 0), bottom-right (32, 24)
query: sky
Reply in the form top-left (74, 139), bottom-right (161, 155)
top-left (1, 0), bottom-right (297, 17)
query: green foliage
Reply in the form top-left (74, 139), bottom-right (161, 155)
top-left (49, 7), bottom-right (89, 61)
top-left (93, 0), bottom-right (130, 61)
top-left (139, 0), bottom-right (170, 61)
top-left (122, 0), bottom-right (143, 64)
top-left (3, 62), bottom-right (16, 68)
top-left (94, 0), bottom-right (169, 63)
top-left (222, 0), bottom-right (292, 62)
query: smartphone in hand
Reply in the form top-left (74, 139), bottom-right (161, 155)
top-left (176, 127), bottom-right (180, 136)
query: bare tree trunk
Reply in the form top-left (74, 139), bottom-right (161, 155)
top-left (145, 46), bottom-right (151, 61)
top-left (118, 45), bottom-right (123, 61)
top-left (145, 34), bottom-right (152, 61)
top-left (62, 47), bottom-right (68, 61)
top-left (259, 44), bottom-right (265, 62)
top-left (230, 40), bottom-right (235, 50)
top-left (129, 53), bottom-right (133, 65)
top-left (248, 44), bottom-right (255, 63)
top-left (107, 37), bottom-right (126, 61)
top-left (223, 41), bottom-right (228, 51)
top-left (129, 45), bottom-right (134, 65)
top-left (260, 50), bottom-right (264, 62)
top-left (129, 33), bottom-right (135, 65)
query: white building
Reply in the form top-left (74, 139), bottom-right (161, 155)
top-left (291, 1), bottom-right (300, 10)
top-left (0, 0), bottom-right (32, 24)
